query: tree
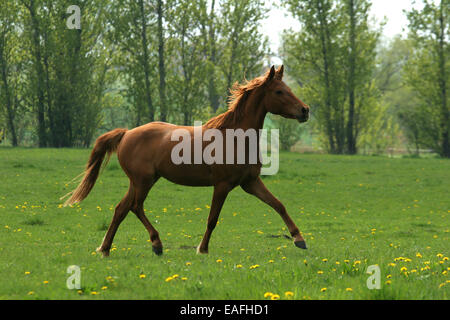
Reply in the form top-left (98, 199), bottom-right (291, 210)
top-left (404, 0), bottom-right (449, 158)
top-left (199, 0), bottom-right (221, 112)
top-left (107, 0), bottom-right (158, 126)
top-left (282, 0), bottom-right (380, 154)
top-left (220, 0), bottom-right (269, 103)
top-left (157, 0), bottom-right (168, 122)
top-left (376, 36), bottom-right (419, 154)
top-left (21, 0), bottom-right (47, 147)
top-left (168, 0), bottom-right (208, 125)
top-left (0, 0), bottom-right (22, 146)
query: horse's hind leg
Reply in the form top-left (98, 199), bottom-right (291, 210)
top-left (96, 186), bottom-right (134, 257)
top-left (130, 177), bottom-right (163, 255)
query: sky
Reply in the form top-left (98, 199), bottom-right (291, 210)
top-left (261, 0), bottom-right (427, 62)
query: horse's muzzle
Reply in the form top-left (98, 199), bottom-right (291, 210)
top-left (296, 107), bottom-right (309, 123)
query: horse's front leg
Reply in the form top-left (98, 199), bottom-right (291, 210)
top-left (197, 182), bottom-right (233, 254)
top-left (241, 177), bottom-right (307, 249)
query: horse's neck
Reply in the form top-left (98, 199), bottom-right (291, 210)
top-left (238, 92), bottom-right (267, 131)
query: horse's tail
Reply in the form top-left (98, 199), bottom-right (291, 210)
top-left (61, 128), bottom-right (127, 207)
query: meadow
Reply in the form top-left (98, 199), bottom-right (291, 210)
top-left (0, 147), bottom-right (448, 300)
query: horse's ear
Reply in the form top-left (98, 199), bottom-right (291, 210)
top-left (265, 66), bottom-right (276, 84)
top-left (275, 65), bottom-right (284, 80)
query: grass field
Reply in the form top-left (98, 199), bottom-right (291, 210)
top-left (0, 147), bottom-right (449, 300)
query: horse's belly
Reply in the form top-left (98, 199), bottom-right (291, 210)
top-left (159, 163), bottom-right (213, 187)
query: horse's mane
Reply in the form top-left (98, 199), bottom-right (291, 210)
top-left (205, 74), bottom-right (267, 129)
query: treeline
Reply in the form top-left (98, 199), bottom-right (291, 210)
top-left (282, 0), bottom-right (449, 157)
top-left (0, 0), bottom-right (448, 158)
top-left (0, 0), bottom-right (269, 147)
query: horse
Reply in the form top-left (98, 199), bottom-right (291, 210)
top-left (62, 65), bottom-right (310, 257)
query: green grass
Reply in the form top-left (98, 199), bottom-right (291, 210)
top-left (0, 147), bottom-right (449, 300)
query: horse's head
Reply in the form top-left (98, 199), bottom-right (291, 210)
top-left (262, 65), bottom-right (309, 123)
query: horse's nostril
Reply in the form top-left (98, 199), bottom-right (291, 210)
top-left (303, 107), bottom-right (309, 115)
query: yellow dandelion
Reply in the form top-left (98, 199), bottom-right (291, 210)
top-left (236, 264), bottom-right (243, 268)
top-left (165, 276), bottom-right (174, 282)
top-left (24, 271), bottom-right (31, 275)
top-left (139, 274), bottom-right (146, 279)
top-left (317, 270), bottom-right (324, 274)
top-left (385, 280), bottom-right (392, 285)
top-left (216, 259), bottom-right (223, 263)
top-left (90, 291), bottom-right (98, 295)
top-left (416, 253), bottom-right (422, 258)
top-left (264, 292), bottom-right (273, 298)
top-left (320, 288), bottom-right (327, 292)
top-left (285, 291), bottom-right (294, 298)
top-left (43, 280), bottom-right (49, 285)
top-left (181, 277), bottom-right (188, 281)
top-left (271, 294), bottom-right (280, 300)
top-left (322, 258), bottom-right (328, 262)
top-left (400, 267), bottom-right (408, 272)
top-left (437, 253), bottom-right (443, 258)
top-left (345, 288), bottom-right (353, 292)
top-left (101, 286), bottom-right (108, 290)
top-left (250, 264), bottom-right (260, 270)
top-left (185, 262), bottom-right (192, 266)
top-left (268, 260), bottom-right (274, 263)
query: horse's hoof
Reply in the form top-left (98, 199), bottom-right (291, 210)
top-left (196, 245), bottom-right (208, 255)
top-left (294, 240), bottom-right (307, 249)
top-left (96, 247), bottom-right (110, 257)
top-left (152, 246), bottom-right (163, 256)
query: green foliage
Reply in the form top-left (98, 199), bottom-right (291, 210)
top-left (403, 0), bottom-right (449, 157)
top-left (0, 0), bottom-right (448, 155)
top-left (0, 0), bottom-right (270, 146)
top-left (267, 114), bottom-right (305, 151)
top-left (282, 0), bottom-right (381, 155)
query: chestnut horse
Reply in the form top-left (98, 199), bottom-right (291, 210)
top-left (62, 65), bottom-right (310, 256)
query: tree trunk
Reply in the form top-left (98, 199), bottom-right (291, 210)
top-left (438, 1), bottom-right (449, 157)
top-left (0, 40), bottom-right (18, 146)
top-left (27, 1), bottom-right (47, 147)
top-left (316, 0), bottom-right (336, 153)
top-left (139, 0), bottom-right (154, 122)
top-left (346, 0), bottom-right (357, 154)
top-left (157, 0), bottom-right (167, 122)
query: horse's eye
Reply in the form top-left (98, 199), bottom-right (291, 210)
top-left (276, 90), bottom-right (283, 95)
